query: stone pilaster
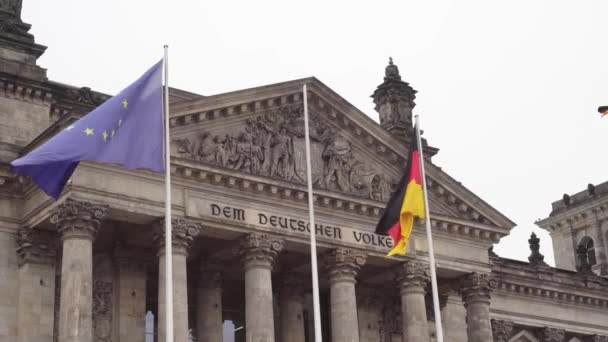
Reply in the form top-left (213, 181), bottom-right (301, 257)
top-left (440, 289), bottom-right (467, 342)
top-left (50, 199), bottom-right (108, 342)
top-left (196, 269), bottom-right (223, 342)
top-left (398, 261), bottom-right (429, 342)
top-left (154, 218), bottom-right (201, 342)
top-left (325, 248), bottom-right (367, 342)
top-left (461, 273), bottom-right (495, 342)
top-left (491, 319), bottom-right (514, 342)
top-left (540, 327), bottom-right (565, 342)
top-left (279, 275), bottom-right (306, 342)
top-left (15, 227), bottom-right (58, 342)
top-left (114, 245), bottom-right (148, 342)
top-left (238, 233), bottom-right (284, 342)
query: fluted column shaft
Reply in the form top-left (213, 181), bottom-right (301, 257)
top-left (325, 248), bottom-right (367, 342)
top-left (279, 275), bottom-right (305, 342)
top-left (239, 233), bottom-right (284, 342)
top-left (155, 218), bottom-right (201, 342)
top-left (398, 261), bottom-right (429, 342)
top-left (196, 271), bottom-right (223, 342)
top-left (51, 200), bottom-right (107, 342)
top-left (461, 273), bottom-right (494, 342)
top-left (15, 227), bottom-right (57, 342)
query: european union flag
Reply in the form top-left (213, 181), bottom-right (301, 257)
top-left (11, 61), bottom-right (164, 199)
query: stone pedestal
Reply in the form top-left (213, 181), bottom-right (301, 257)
top-left (196, 270), bottom-right (223, 342)
top-left (279, 275), bottom-right (305, 342)
top-left (239, 233), bottom-right (284, 342)
top-left (461, 273), bottom-right (494, 342)
top-left (154, 218), bottom-right (201, 342)
top-left (15, 227), bottom-right (57, 342)
top-left (491, 319), bottom-right (514, 342)
top-left (324, 248), bottom-right (367, 342)
top-left (441, 290), bottom-right (467, 342)
top-left (50, 199), bottom-right (107, 342)
top-left (114, 246), bottom-right (148, 342)
top-left (398, 261), bottom-right (429, 342)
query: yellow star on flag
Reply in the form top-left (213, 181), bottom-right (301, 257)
top-left (102, 131), bottom-right (108, 141)
top-left (111, 129), bottom-right (116, 138)
top-left (118, 118), bottom-right (122, 127)
top-left (122, 99), bottom-right (128, 108)
top-left (84, 128), bottom-right (94, 136)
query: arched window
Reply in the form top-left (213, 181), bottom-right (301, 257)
top-left (578, 237), bottom-right (597, 267)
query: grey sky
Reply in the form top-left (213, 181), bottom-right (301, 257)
top-left (23, 0), bottom-right (608, 265)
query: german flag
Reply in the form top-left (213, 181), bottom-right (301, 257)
top-left (375, 131), bottom-right (425, 256)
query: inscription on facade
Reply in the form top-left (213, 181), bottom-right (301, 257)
top-left (193, 199), bottom-right (393, 251)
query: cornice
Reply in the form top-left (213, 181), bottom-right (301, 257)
top-left (536, 199), bottom-right (608, 233)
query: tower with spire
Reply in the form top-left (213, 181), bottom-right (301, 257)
top-left (371, 57), bottom-right (417, 140)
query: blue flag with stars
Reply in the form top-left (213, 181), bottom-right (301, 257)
top-left (11, 60), bottom-right (164, 199)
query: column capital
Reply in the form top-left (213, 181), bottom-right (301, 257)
top-left (50, 199), bottom-right (108, 241)
top-left (198, 270), bottom-right (222, 289)
top-left (397, 260), bottom-right (429, 294)
top-left (238, 233), bottom-right (284, 270)
top-left (461, 272), bottom-right (496, 305)
top-left (153, 217), bottom-right (201, 256)
top-left (15, 226), bottom-right (57, 266)
top-left (541, 327), bottom-right (565, 342)
top-left (324, 248), bottom-right (367, 284)
top-left (491, 319), bottom-right (514, 342)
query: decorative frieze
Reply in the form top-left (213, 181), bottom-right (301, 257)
top-left (153, 217), bottom-right (201, 256)
top-left (324, 248), bottom-right (367, 284)
top-left (491, 319), bottom-right (514, 342)
top-left (238, 232), bottom-right (284, 269)
top-left (50, 199), bottom-right (108, 241)
top-left (15, 226), bottom-right (57, 266)
top-left (541, 327), bottom-right (565, 342)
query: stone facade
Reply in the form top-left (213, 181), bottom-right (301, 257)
top-left (0, 2), bottom-right (608, 341)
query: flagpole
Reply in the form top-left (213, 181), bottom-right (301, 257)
top-left (163, 45), bottom-right (174, 342)
top-left (414, 115), bottom-right (444, 342)
top-left (303, 84), bottom-right (323, 342)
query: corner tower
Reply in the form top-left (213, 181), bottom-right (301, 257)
top-left (371, 58), bottom-right (417, 140)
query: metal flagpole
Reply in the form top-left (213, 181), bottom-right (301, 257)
top-left (303, 84), bottom-right (323, 342)
top-left (163, 45), bottom-right (174, 342)
top-left (414, 115), bottom-right (444, 342)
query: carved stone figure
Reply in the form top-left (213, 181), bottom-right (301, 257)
top-left (173, 105), bottom-right (394, 201)
top-left (93, 281), bottom-right (113, 342)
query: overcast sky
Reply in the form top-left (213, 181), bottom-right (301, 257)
top-left (23, 0), bottom-right (608, 265)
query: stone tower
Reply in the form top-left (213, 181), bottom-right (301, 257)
top-left (0, 0), bottom-right (49, 162)
top-left (371, 58), bottom-right (417, 140)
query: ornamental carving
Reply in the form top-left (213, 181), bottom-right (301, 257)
top-left (237, 233), bottom-right (284, 269)
top-left (398, 261), bottom-right (429, 291)
top-left (50, 199), bottom-right (108, 240)
top-left (0, 0), bottom-right (21, 16)
top-left (15, 226), bottom-right (57, 266)
top-left (461, 272), bottom-right (496, 304)
top-left (378, 303), bottom-right (401, 342)
top-left (92, 281), bottom-right (113, 342)
top-left (528, 232), bottom-right (549, 268)
top-left (541, 327), bottom-right (565, 342)
top-left (153, 217), bottom-right (201, 256)
top-left (588, 335), bottom-right (608, 342)
top-left (491, 319), bottom-right (514, 342)
top-left (65, 87), bottom-right (108, 106)
top-left (174, 106), bottom-right (397, 201)
top-left (324, 248), bottom-right (367, 283)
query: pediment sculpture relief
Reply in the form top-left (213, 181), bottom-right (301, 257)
top-left (174, 106), bottom-right (397, 201)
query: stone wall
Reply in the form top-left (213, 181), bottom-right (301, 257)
top-left (0, 96), bottom-right (50, 162)
top-left (0, 230), bottom-right (18, 341)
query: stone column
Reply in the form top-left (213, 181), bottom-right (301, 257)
top-left (324, 248), bottom-right (367, 342)
top-left (491, 319), bottom-right (514, 342)
top-left (15, 227), bottom-right (58, 342)
top-left (540, 327), bottom-right (565, 342)
top-left (238, 233), bottom-right (284, 342)
top-left (398, 261), bottom-right (429, 342)
top-left (114, 245), bottom-right (148, 342)
top-left (279, 275), bottom-right (306, 342)
top-left (154, 218), bottom-right (201, 342)
top-left (196, 269), bottom-right (223, 342)
top-left (440, 289), bottom-right (467, 342)
top-left (50, 199), bottom-right (108, 342)
top-left (461, 273), bottom-right (494, 342)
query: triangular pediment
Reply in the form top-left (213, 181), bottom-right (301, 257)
top-left (169, 78), bottom-right (514, 231)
